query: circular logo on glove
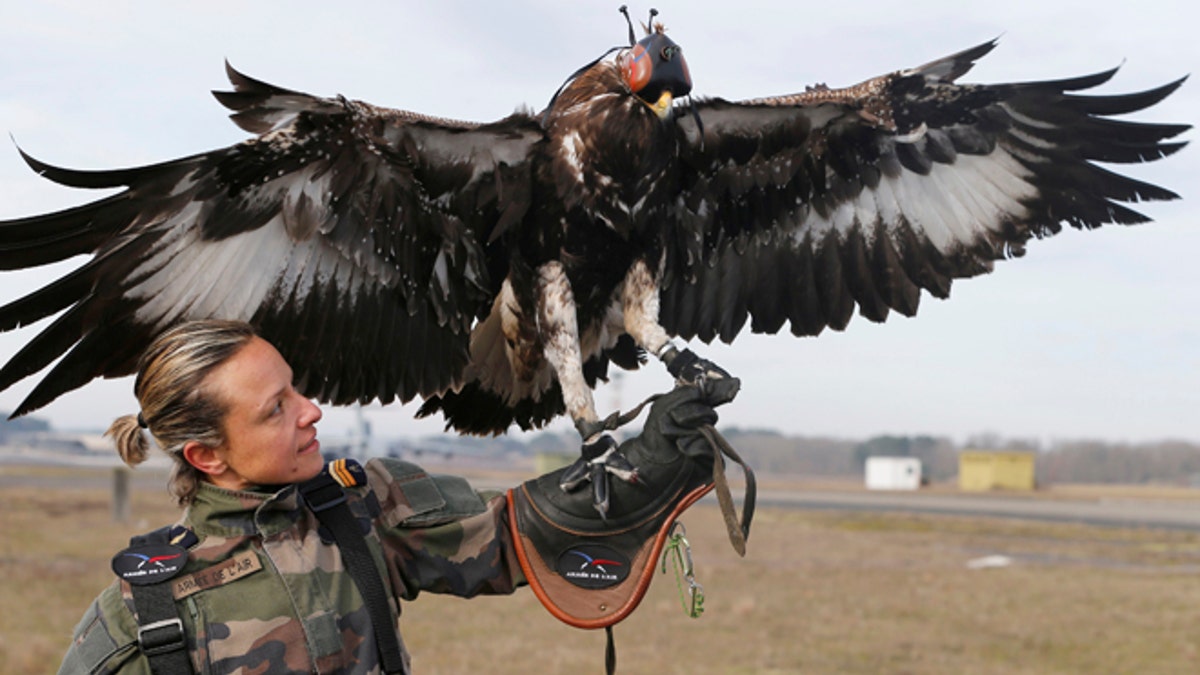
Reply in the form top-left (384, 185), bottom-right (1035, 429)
top-left (556, 543), bottom-right (630, 589)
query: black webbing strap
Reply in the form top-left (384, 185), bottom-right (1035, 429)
top-left (300, 472), bottom-right (408, 675)
top-left (126, 529), bottom-right (193, 675)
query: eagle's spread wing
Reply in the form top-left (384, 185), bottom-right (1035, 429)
top-left (0, 64), bottom-right (542, 416)
top-left (662, 40), bottom-right (1189, 343)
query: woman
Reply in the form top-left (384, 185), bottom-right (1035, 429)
top-left (58, 320), bottom-right (738, 674)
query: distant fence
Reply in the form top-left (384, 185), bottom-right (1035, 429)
top-left (113, 467), bottom-right (130, 523)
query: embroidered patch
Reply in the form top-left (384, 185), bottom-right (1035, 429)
top-left (111, 544), bottom-right (188, 586)
top-left (556, 544), bottom-right (630, 589)
top-left (166, 524), bottom-right (199, 550)
top-left (328, 458), bottom-right (367, 488)
top-left (172, 551), bottom-right (263, 599)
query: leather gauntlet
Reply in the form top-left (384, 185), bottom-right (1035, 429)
top-left (507, 378), bottom-right (742, 628)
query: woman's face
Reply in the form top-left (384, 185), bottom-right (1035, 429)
top-left (203, 336), bottom-right (325, 490)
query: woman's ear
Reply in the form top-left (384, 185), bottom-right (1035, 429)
top-left (182, 440), bottom-right (227, 479)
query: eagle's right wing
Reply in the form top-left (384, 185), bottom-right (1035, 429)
top-left (0, 64), bottom-right (544, 416)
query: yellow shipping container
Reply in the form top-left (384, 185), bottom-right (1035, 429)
top-left (959, 450), bottom-right (1036, 491)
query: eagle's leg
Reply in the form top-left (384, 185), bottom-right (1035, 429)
top-left (622, 259), bottom-right (733, 390)
top-left (536, 261), bottom-right (637, 518)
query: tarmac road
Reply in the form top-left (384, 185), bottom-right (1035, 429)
top-left (753, 488), bottom-right (1200, 531)
top-left (5, 450), bottom-right (1198, 531)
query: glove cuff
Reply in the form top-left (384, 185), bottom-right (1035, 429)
top-left (506, 481), bottom-right (713, 629)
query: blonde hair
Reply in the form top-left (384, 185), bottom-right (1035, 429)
top-left (105, 320), bottom-right (257, 505)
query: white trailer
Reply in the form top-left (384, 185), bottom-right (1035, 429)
top-left (864, 456), bottom-right (922, 490)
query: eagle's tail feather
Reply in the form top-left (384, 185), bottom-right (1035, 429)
top-left (417, 381), bottom-right (566, 436)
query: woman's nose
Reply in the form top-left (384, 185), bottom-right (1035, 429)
top-left (300, 396), bottom-right (323, 425)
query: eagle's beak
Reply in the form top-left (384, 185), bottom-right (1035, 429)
top-left (648, 91), bottom-right (673, 119)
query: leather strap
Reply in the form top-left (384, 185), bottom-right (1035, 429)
top-left (700, 423), bottom-right (756, 556)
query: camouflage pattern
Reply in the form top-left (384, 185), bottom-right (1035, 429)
top-left (58, 458), bottom-right (524, 674)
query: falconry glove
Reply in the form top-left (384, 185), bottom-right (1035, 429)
top-left (507, 378), bottom-right (754, 671)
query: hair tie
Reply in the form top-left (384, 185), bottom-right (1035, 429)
top-left (136, 412), bottom-right (148, 429)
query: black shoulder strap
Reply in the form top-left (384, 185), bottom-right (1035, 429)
top-left (113, 527), bottom-right (194, 675)
top-left (300, 459), bottom-right (408, 675)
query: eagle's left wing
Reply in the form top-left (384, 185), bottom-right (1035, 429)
top-left (662, 40), bottom-right (1188, 344)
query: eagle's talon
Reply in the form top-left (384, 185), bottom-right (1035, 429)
top-left (558, 434), bottom-right (614, 492)
top-left (591, 462), bottom-right (610, 519)
top-left (558, 433), bottom-right (640, 518)
top-left (582, 432), bottom-right (618, 459)
top-left (559, 456), bottom-right (593, 492)
top-left (663, 347), bottom-right (731, 388)
top-left (600, 447), bottom-right (638, 484)
top-left (576, 418), bottom-right (609, 445)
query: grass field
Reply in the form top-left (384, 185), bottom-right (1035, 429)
top-left (3, 465), bottom-right (1199, 674)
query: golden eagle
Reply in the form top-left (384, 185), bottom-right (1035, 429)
top-left (0, 8), bottom-right (1188, 512)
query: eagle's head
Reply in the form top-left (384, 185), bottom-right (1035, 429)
top-left (616, 11), bottom-right (692, 119)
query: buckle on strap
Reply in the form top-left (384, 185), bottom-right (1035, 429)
top-left (306, 489), bottom-right (348, 513)
top-left (300, 473), bottom-right (348, 513)
top-left (138, 617), bottom-right (186, 656)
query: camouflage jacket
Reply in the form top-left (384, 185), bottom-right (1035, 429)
top-left (59, 458), bottom-right (524, 674)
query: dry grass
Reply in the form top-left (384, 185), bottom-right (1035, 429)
top-left (0, 466), bottom-right (180, 673)
top-left (4, 466), bottom-right (1199, 674)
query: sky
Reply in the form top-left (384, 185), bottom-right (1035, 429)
top-left (0, 0), bottom-right (1196, 446)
